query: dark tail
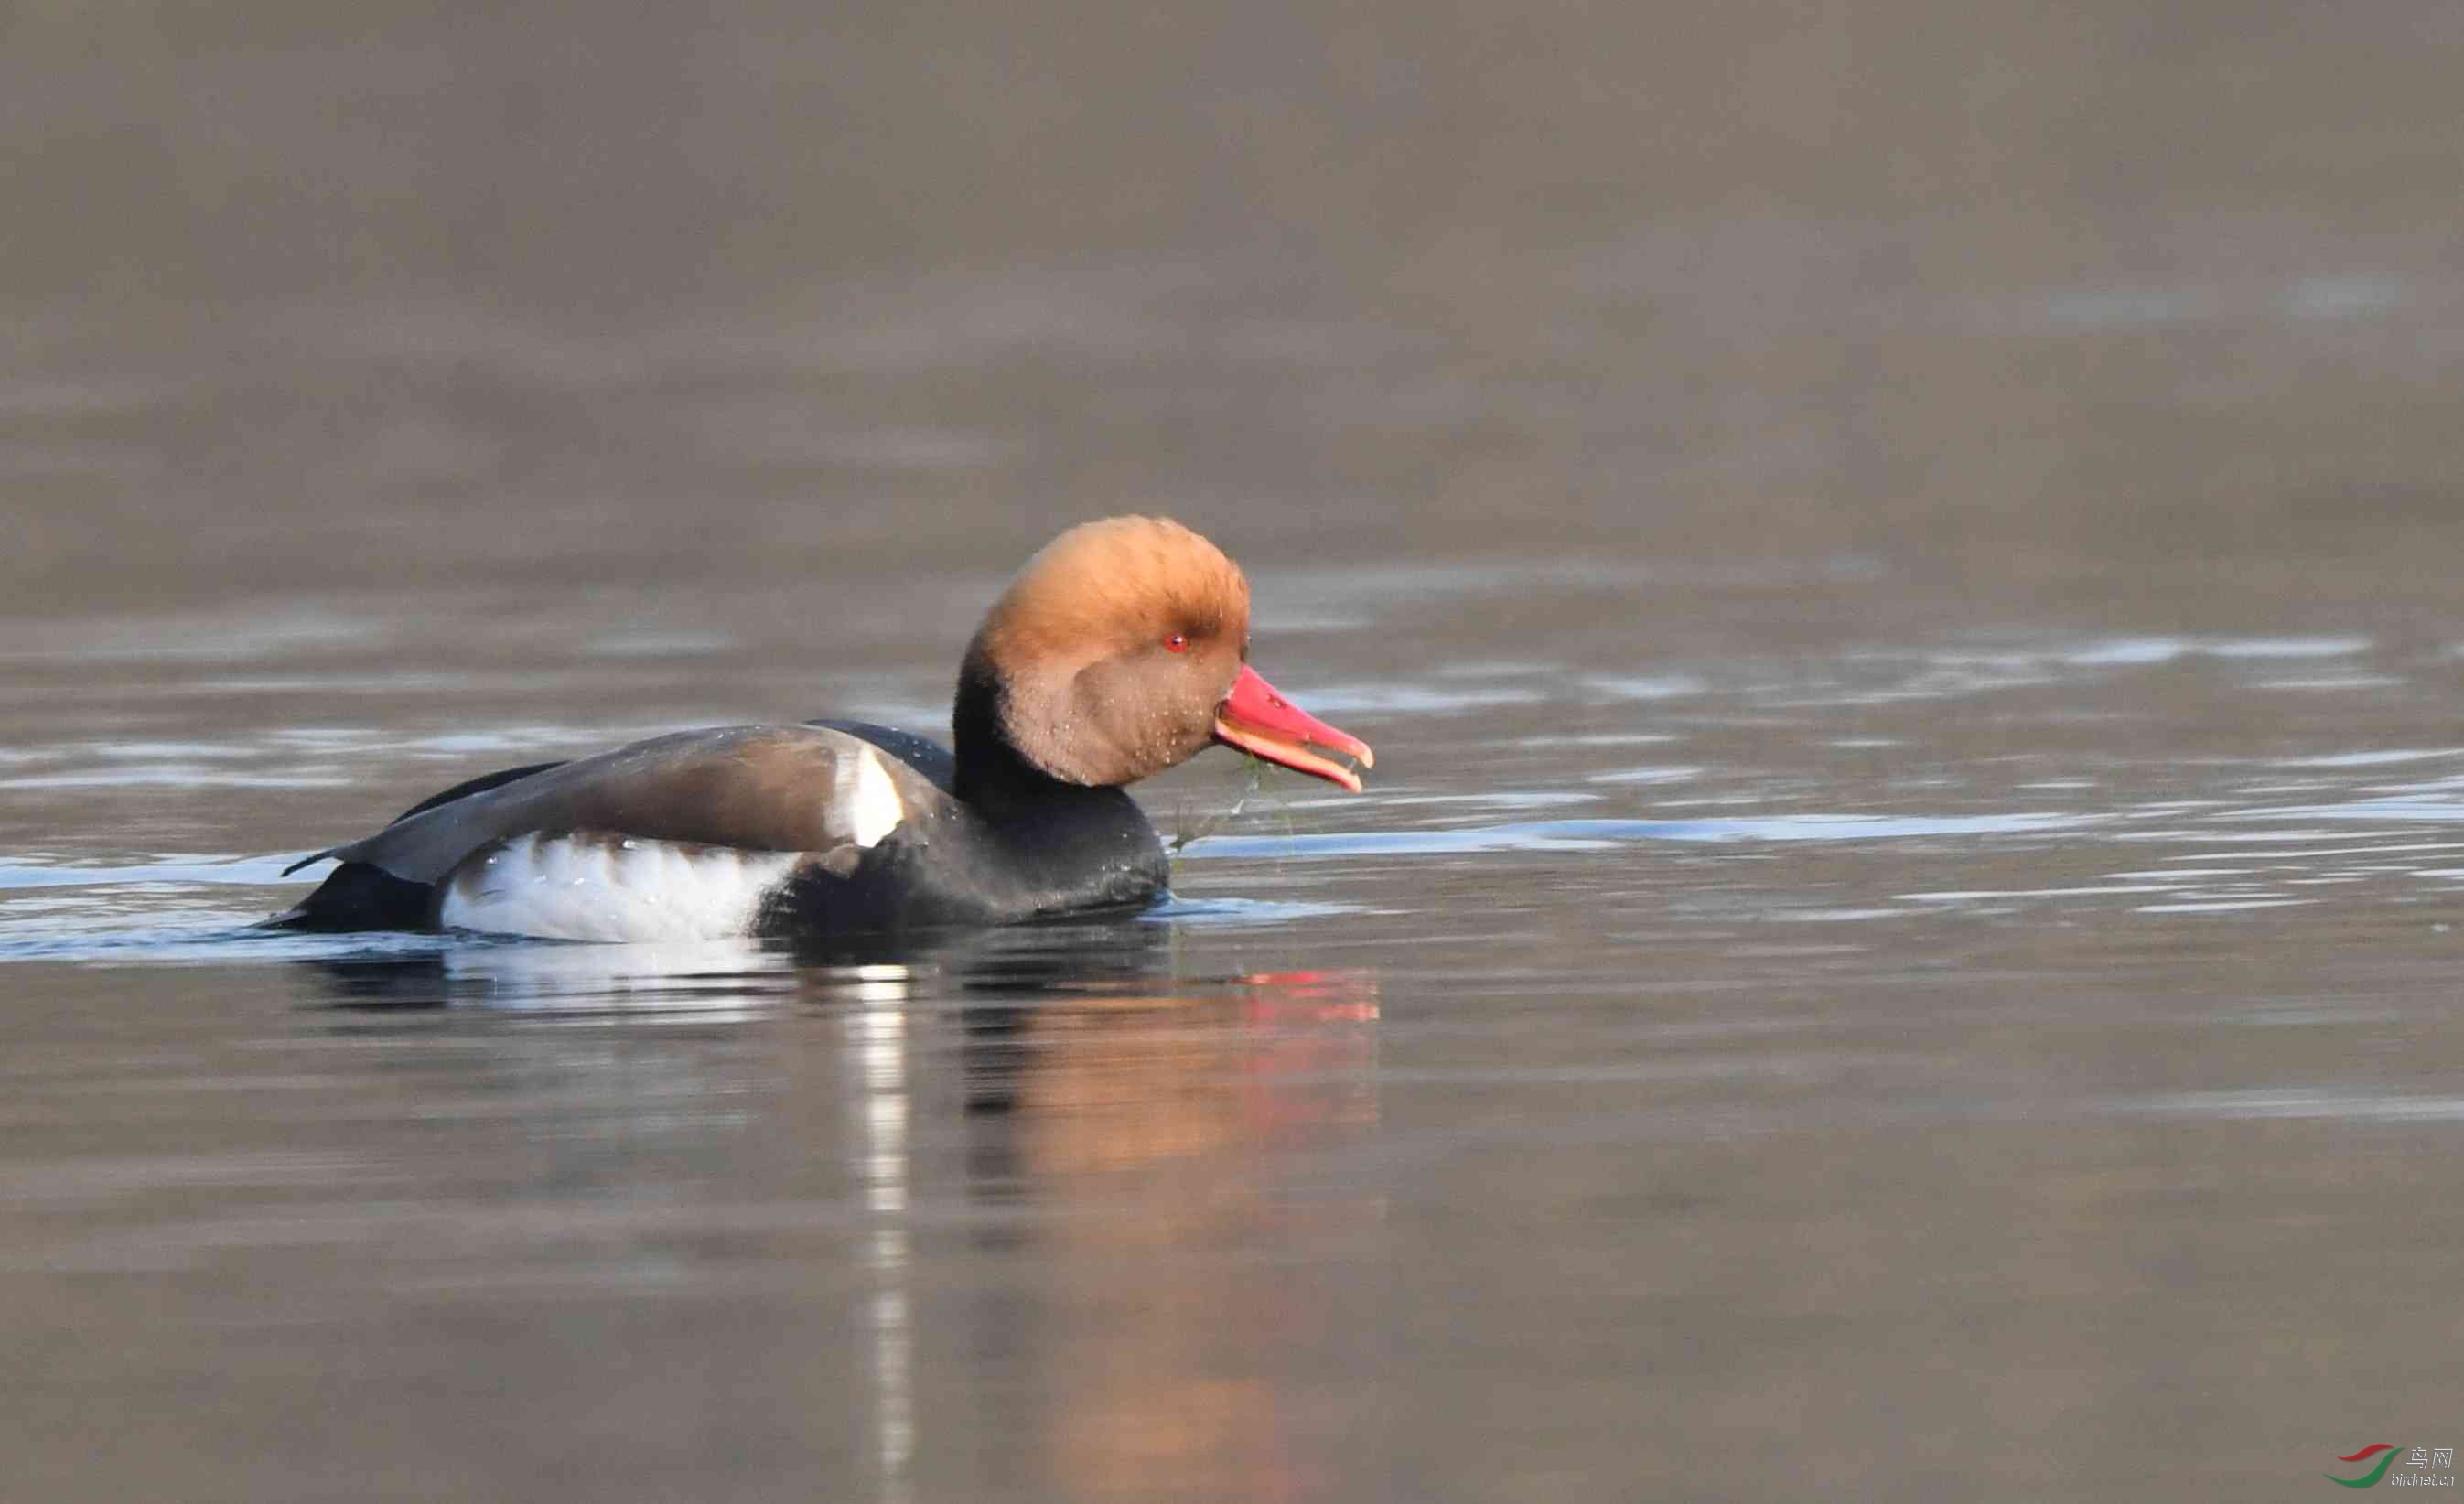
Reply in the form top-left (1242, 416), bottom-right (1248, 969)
top-left (261, 862), bottom-right (436, 933)
top-left (269, 759), bottom-right (565, 925)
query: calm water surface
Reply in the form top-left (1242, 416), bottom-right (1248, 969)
top-left (9, 3), bottom-right (2464, 1499)
top-left (10, 577), bottom-right (2464, 1500)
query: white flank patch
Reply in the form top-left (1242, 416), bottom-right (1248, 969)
top-left (439, 833), bottom-right (805, 942)
top-left (839, 746), bottom-right (906, 848)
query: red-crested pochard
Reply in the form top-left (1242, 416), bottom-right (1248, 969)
top-left (273, 517), bottom-right (1373, 940)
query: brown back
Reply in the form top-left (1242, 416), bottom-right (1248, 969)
top-left (328, 725), bottom-right (944, 883)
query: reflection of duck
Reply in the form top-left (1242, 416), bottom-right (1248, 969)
top-left (949, 968), bottom-right (1383, 1500)
top-left (960, 972), bottom-right (1382, 1175)
top-left (272, 518), bottom-right (1371, 943)
top-left (290, 918), bottom-right (1382, 1501)
top-left (288, 904), bottom-right (1188, 1013)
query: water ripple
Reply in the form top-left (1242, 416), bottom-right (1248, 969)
top-left (1187, 811), bottom-right (2095, 859)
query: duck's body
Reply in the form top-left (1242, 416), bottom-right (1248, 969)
top-left (274, 518), bottom-right (1371, 942)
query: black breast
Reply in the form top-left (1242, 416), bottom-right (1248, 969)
top-left (761, 780), bottom-right (1168, 940)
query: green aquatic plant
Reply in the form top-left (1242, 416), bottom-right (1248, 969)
top-left (1167, 752), bottom-right (1300, 858)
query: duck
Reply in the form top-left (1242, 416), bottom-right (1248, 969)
top-left (271, 516), bottom-right (1372, 941)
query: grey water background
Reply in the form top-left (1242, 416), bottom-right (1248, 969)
top-left (8, 2), bottom-right (2464, 1498)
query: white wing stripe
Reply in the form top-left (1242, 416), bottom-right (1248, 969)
top-left (839, 746), bottom-right (906, 848)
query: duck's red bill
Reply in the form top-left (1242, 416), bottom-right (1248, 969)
top-left (1212, 664), bottom-right (1374, 792)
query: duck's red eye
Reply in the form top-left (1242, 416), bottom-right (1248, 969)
top-left (1163, 632), bottom-right (1190, 653)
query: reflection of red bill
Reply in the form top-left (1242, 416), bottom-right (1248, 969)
top-left (1213, 665), bottom-right (1374, 792)
top-left (1240, 968), bottom-right (1382, 1022)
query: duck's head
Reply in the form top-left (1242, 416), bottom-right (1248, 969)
top-left (957, 516), bottom-right (1373, 791)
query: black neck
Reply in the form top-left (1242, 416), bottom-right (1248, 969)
top-left (952, 661), bottom-right (1045, 810)
top-left (945, 662), bottom-right (1166, 912)
top-left (950, 661), bottom-right (1122, 819)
